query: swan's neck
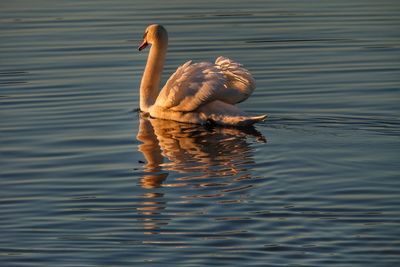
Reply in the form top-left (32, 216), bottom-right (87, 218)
top-left (139, 41), bottom-right (167, 113)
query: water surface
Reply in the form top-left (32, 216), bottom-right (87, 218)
top-left (1, 0), bottom-right (400, 266)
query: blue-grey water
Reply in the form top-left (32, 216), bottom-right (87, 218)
top-left (1, 0), bottom-right (400, 266)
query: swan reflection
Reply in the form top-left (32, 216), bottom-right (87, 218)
top-left (135, 115), bottom-right (266, 232)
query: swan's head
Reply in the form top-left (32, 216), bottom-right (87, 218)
top-left (138, 24), bottom-right (168, 51)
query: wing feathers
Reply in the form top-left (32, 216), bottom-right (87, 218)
top-left (154, 57), bottom-right (256, 112)
top-left (215, 56), bottom-right (256, 104)
top-left (155, 61), bottom-right (226, 112)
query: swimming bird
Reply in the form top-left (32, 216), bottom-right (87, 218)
top-left (138, 24), bottom-right (267, 126)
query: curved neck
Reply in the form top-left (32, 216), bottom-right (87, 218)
top-left (139, 41), bottom-right (167, 112)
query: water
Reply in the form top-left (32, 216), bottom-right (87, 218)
top-left (1, 0), bottom-right (400, 266)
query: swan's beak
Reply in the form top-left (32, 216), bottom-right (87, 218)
top-left (138, 40), bottom-right (148, 51)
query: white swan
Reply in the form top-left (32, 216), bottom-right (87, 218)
top-left (138, 24), bottom-right (267, 126)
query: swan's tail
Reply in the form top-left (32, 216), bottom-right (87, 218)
top-left (207, 113), bottom-right (267, 127)
top-left (237, 114), bottom-right (268, 127)
top-left (198, 100), bottom-right (267, 127)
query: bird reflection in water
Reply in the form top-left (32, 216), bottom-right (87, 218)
top-left (136, 115), bottom-right (266, 233)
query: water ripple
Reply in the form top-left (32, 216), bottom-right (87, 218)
top-left (1, 0), bottom-right (400, 266)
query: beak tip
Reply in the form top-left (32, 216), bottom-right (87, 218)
top-left (138, 41), bottom-right (148, 51)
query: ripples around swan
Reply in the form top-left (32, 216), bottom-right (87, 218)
top-left (1, 0), bottom-right (400, 266)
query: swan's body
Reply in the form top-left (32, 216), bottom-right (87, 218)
top-left (138, 24), bottom-right (267, 126)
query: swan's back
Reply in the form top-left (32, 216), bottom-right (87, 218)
top-left (154, 57), bottom-right (256, 112)
top-left (154, 60), bottom-right (225, 112)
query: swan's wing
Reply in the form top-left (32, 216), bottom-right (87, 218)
top-left (215, 56), bottom-right (256, 104)
top-left (154, 60), bottom-right (226, 112)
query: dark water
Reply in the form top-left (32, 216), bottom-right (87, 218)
top-left (1, 0), bottom-right (400, 266)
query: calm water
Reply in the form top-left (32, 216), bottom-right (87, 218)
top-left (1, 0), bottom-right (400, 266)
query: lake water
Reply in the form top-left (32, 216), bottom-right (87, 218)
top-left (1, 0), bottom-right (400, 266)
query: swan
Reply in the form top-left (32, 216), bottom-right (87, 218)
top-left (137, 24), bottom-right (267, 126)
